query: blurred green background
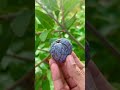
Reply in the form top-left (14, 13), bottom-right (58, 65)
top-left (86, 0), bottom-right (120, 89)
top-left (35, 0), bottom-right (85, 90)
top-left (0, 0), bottom-right (34, 90)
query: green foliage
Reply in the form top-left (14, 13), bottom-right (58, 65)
top-left (40, 30), bottom-right (49, 42)
top-left (86, 0), bottom-right (120, 89)
top-left (35, 0), bottom-right (85, 90)
top-left (11, 10), bottom-right (33, 37)
top-left (0, 0), bottom-right (34, 89)
top-left (35, 10), bottom-right (55, 30)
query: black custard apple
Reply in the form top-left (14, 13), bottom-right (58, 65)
top-left (50, 38), bottom-right (72, 63)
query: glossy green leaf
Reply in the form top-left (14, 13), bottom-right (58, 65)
top-left (40, 30), bottom-right (49, 42)
top-left (35, 10), bottom-right (55, 29)
top-left (40, 0), bottom-right (59, 11)
top-left (65, 13), bottom-right (77, 29)
top-left (55, 10), bottom-right (60, 19)
top-left (42, 77), bottom-right (50, 90)
top-left (63, 0), bottom-right (79, 16)
top-left (47, 70), bottom-right (54, 90)
top-left (35, 77), bottom-right (42, 90)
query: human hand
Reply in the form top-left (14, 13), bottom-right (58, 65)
top-left (49, 51), bottom-right (85, 90)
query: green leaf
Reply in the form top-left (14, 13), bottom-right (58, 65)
top-left (35, 16), bottom-right (45, 30)
top-left (42, 77), bottom-right (50, 90)
top-left (49, 38), bottom-right (57, 43)
top-left (35, 10), bottom-right (54, 29)
top-left (65, 13), bottom-right (77, 29)
top-left (40, 0), bottom-right (59, 11)
top-left (55, 10), bottom-right (60, 19)
top-left (35, 17), bottom-right (39, 30)
top-left (63, 0), bottom-right (79, 16)
top-left (40, 30), bottom-right (49, 42)
top-left (11, 10), bottom-right (32, 37)
top-left (47, 70), bottom-right (54, 90)
top-left (35, 76), bottom-right (42, 90)
top-left (35, 35), bottom-right (41, 50)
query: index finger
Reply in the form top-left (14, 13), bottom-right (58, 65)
top-left (66, 55), bottom-right (85, 90)
top-left (49, 59), bottom-right (64, 90)
top-left (71, 51), bottom-right (85, 71)
top-left (49, 59), bottom-right (69, 90)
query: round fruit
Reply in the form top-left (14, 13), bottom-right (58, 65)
top-left (50, 38), bottom-right (72, 63)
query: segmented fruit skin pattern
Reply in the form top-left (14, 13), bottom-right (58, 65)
top-left (50, 38), bottom-right (72, 63)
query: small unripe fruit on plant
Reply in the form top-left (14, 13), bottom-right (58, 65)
top-left (50, 38), bottom-right (72, 63)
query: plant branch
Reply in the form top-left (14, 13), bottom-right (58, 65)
top-left (0, 13), bottom-right (17, 21)
top-left (7, 69), bottom-right (34, 90)
top-left (37, 49), bottom-right (49, 53)
top-left (86, 21), bottom-right (120, 59)
top-left (0, 9), bottom-right (25, 21)
top-left (60, 0), bottom-right (65, 25)
top-left (35, 31), bottom-right (41, 35)
top-left (6, 53), bottom-right (34, 62)
top-left (36, 0), bottom-right (85, 50)
top-left (35, 54), bottom-right (50, 67)
top-left (54, 30), bottom-right (65, 32)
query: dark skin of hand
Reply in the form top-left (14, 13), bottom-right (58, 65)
top-left (49, 51), bottom-right (113, 90)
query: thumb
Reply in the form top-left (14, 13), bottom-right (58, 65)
top-left (66, 55), bottom-right (85, 90)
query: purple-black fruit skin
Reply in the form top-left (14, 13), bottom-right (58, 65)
top-left (50, 38), bottom-right (72, 63)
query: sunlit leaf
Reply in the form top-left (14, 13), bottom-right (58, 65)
top-left (40, 0), bottom-right (59, 11)
top-left (35, 10), bottom-right (55, 29)
top-left (63, 0), bottom-right (79, 16)
top-left (42, 77), bottom-right (50, 90)
top-left (65, 13), bottom-right (77, 29)
top-left (40, 30), bottom-right (49, 42)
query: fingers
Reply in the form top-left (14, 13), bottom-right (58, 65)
top-left (49, 51), bottom-right (85, 90)
top-left (71, 86), bottom-right (80, 90)
top-left (71, 52), bottom-right (85, 72)
top-left (49, 59), bottom-right (64, 90)
top-left (49, 59), bottom-right (69, 90)
top-left (66, 55), bottom-right (85, 90)
top-left (88, 61), bottom-right (113, 90)
top-left (60, 52), bottom-right (85, 89)
top-left (60, 61), bottom-right (77, 89)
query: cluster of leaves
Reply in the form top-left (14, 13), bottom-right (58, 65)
top-left (35, 0), bottom-right (85, 90)
top-left (86, 0), bottom-right (120, 89)
top-left (0, 0), bottom-right (34, 90)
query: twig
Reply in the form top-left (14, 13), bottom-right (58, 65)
top-left (37, 49), bottom-right (49, 53)
top-left (0, 9), bottom-right (25, 21)
top-left (0, 13), bottom-right (17, 20)
top-left (35, 31), bottom-right (41, 35)
top-left (65, 29), bottom-right (85, 50)
top-left (54, 30), bottom-right (65, 32)
top-left (59, 1), bottom-right (85, 50)
top-left (35, 54), bottom-right (50, 67)
top-left (7, 69), bottom-right (34, 90)
top-left (35, 0), bottom-right (85, 50)
top-left (86, 21), bottom-right (120, 59)
top-left (6, 53), bottom-right (34, 62)
top-left (60, 0), bottom-right (65, 25)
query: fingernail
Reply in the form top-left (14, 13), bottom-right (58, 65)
top-left (69, 55), bottom-right (76, 65)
